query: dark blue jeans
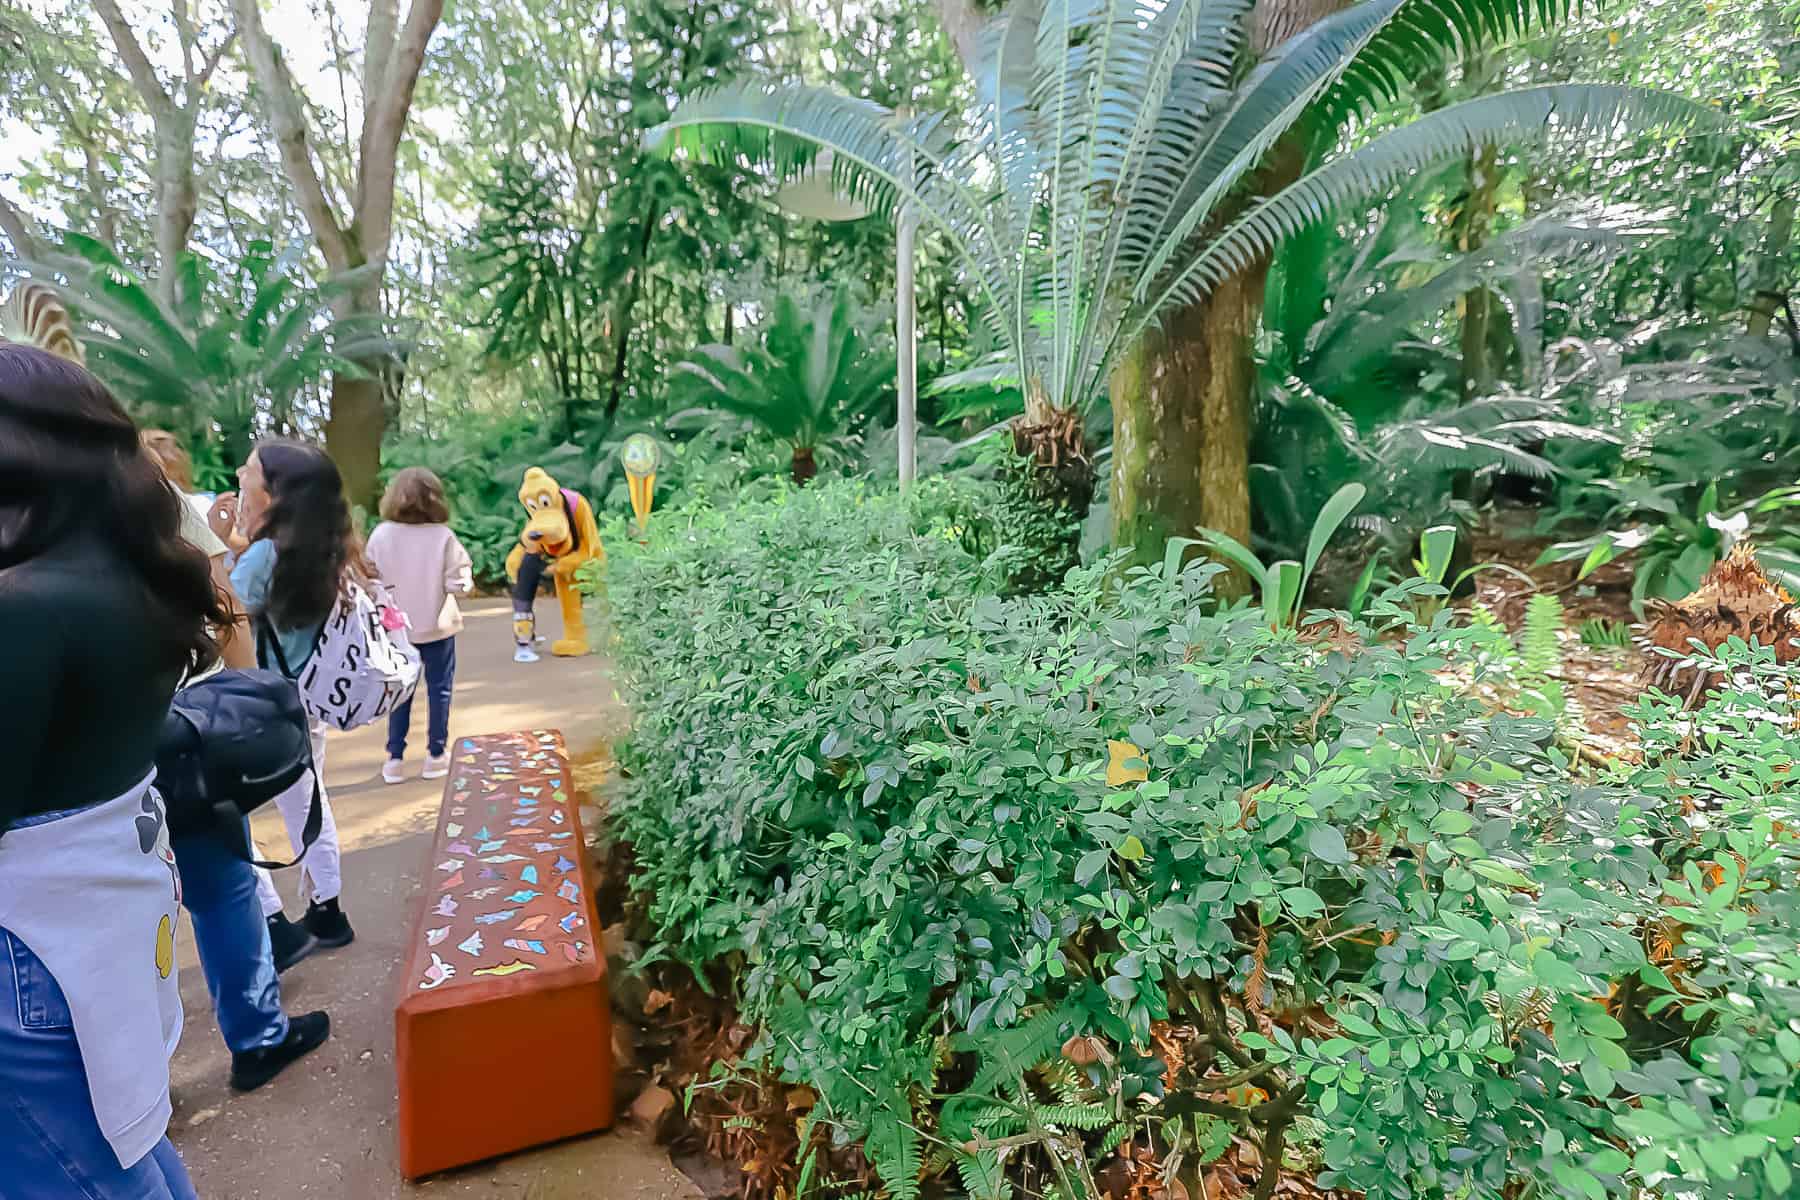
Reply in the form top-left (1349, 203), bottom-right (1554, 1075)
top-left (387, 636), bottom-right (457, 759)
top-left (171, 821), bottom-right (289, 1053)
top-left (0, 931), bottom-right (198, 1198)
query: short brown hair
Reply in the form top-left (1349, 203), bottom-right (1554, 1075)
top-left (379, 466), bottom-right (450, 524)
top-left (140, 428), bottom-right (193, 490)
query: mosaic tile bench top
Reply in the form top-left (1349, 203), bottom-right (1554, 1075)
top-left (402, 729), bottom-right (591, 996)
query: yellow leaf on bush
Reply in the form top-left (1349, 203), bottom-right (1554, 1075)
top-left (1107, 740), bottom-right (1148, 787)
top-left (1118, 835), bottom-right (1146, 861)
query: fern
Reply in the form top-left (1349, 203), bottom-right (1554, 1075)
top-left (953, 1148), bottom-right (1011, 1200)
top-left (1520, 593), bottom-right (1566, 682)
top-left (866, 1108), bottom-right (923, 1200)
top-left (965, 1005), bottom-right (1078, 1099)
top-left (1516, 593), bottom-right (1568, 722)
top-left (1034, 1103), bottom-right (1115, 1132)
top-left (1579, 617), bottom-right (1631, 649)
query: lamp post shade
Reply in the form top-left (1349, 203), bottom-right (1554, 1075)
top-left (769, 151), bottom-right (871, 222)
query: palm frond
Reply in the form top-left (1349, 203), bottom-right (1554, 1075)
top-left (1131, 0), bottom-right (1409, 294)
top-left (1322, 0), bottom-right (1586, 126)
top-left (1136, 85), bottom-right (1707, 345)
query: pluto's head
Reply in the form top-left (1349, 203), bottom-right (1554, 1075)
top-left (518, 467), bottom-right (575, 556)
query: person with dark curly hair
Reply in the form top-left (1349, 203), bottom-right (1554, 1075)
top-left (229, 440), bottom-right (360, 962)
top-left (0, 345), bottom-right (225, 1198)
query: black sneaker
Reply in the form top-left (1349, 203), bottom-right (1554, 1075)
top-left (229, 1011), bottom-right (330, 1092)
top-left (303, 897), bottom-right (355, 949)
top-left (266, 913), bottom-right (318, 974)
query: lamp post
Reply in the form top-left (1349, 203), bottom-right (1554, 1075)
top-left (769, 137), bottom-right (919, 487)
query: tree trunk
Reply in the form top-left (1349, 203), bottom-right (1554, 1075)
top-left (153, 111), bottom-right (200, 305)
top-left (327, 372), bottom-right (387, 511)
top-left (0, 191), bottom-right (45, 260)
top-left (602, 202), bottom-right (661, 431)
top-left (1455, 139), bottom-right (1501, 398)
top-left (325, 281), bottom-right (387, 509)
top-left (1111, 262), bottom-right (1264, 568)
top-left (791, 444), bottom-right (818, 485)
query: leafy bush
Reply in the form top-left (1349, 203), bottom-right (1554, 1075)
top-left (604, 483), bottom-right (1800, 1200)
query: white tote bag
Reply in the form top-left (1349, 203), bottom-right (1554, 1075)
top-left (262, 579), bottom-right (422, 731)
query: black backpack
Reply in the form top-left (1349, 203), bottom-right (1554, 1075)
top-left (156, 668), bottom-right (322, 868)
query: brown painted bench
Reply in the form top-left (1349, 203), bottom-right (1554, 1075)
top-left (395, 729), bottom-right (615, 1178)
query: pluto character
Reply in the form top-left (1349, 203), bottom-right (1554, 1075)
top-left (504, 467), bottom-right (604, 660)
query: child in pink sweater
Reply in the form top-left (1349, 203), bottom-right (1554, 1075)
top-left (366, 468), bottom-right (474, 783)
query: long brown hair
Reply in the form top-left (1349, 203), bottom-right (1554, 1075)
top-left (250, 440), bottom-right (369, 630)
top-left (0, 345), bottom-right (227, 675)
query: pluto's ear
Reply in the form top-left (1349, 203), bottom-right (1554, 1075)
top-left (0, 281), bottom-right (85, 365)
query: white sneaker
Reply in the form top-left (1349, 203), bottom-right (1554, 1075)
top-left (381, 758), bottom-right (406, 785)
top-left (421, 753), bottom-right (451, 780)
top-left (514, 646), bottom-right (540, 663)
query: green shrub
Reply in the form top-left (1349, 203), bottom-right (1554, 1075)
top-left (603, 483), bottom-right (1800, 1200)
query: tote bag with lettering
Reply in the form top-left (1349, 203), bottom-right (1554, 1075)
top-left (259, 579), bottom-right (421, 731)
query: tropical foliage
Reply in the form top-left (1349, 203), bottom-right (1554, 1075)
top-left (604, 481), bottom-right (1800, 1200)
top-left (671, 288), bottom-right (896, 482)
top-left (9, 234), bottom-right (383, 486)
top-left (657, 0), bottom-right (1696, 490)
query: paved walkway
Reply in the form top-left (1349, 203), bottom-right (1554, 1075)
top-left (168, 599), bottom-right (695, 1200)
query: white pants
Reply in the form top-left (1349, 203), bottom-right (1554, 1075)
top-left (254, 722), bottom-right (342, 916)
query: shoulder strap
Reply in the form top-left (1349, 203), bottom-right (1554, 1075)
top-left (226, 740), bottom-right (324, 871)
top-left (255, 612), bottom-right (294, 677)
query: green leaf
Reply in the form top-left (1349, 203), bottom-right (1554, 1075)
top-left (1418, 525), bottom-right (1458, 585)
top-left (1279, 886), bottom-right (1325, 918)
top-left (1429, 809), bottom-right (1474, 835)
top-left (1300, 482), bottom-right (1366, 606)
top-left (1307, 825), bottom-right (1352, 865)
top-left (1471, 860), bottom-right (1534, 889)
top-left (1579, 1057), bottom-right (1613, 1098)
top-left (1767, 1153), bottom-right (1793, 1193)
top-left (1075, 849), bottom-right (1111, 886)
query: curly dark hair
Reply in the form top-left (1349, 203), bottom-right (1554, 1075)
top-left (379, 466), bottom-right (451, 524)
top-left (250, 440), bottom-right (367, 631)
top-left (0, 345), bottom-right (228, 676)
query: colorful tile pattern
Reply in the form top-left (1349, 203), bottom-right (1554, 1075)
top-left (409, 730), bottom-right (592, 993)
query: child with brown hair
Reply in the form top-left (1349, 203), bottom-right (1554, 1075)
top-left (365, 468), bottom-right (474, 784)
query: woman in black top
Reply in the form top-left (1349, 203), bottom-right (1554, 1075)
top-left (0, 345), bottom-right (226, 1199)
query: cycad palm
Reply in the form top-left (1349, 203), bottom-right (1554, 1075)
top-left (673, 289), bottom-right (895, 484)
top-left (658, 0), bottom-right (1697, 525)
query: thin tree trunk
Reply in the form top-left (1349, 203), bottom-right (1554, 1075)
top-left (1748, 195), bottom-right (1795, 338)
top-left (0, 191), bottom-right (45, 260)
top-left (152, 111), bottom-right (201, 303)
top-left (602, 203), bottom-right (661, 430)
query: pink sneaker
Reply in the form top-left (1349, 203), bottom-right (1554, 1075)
top-left (421, 753), bottom-right (451, 780)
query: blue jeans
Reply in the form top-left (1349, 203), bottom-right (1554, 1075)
top-left (0, 930), bottom-right (198, 1199)
top-left (387, 636), bottom-right (457, 759)
top-left (171, 822), bottom-right (289, 1053)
